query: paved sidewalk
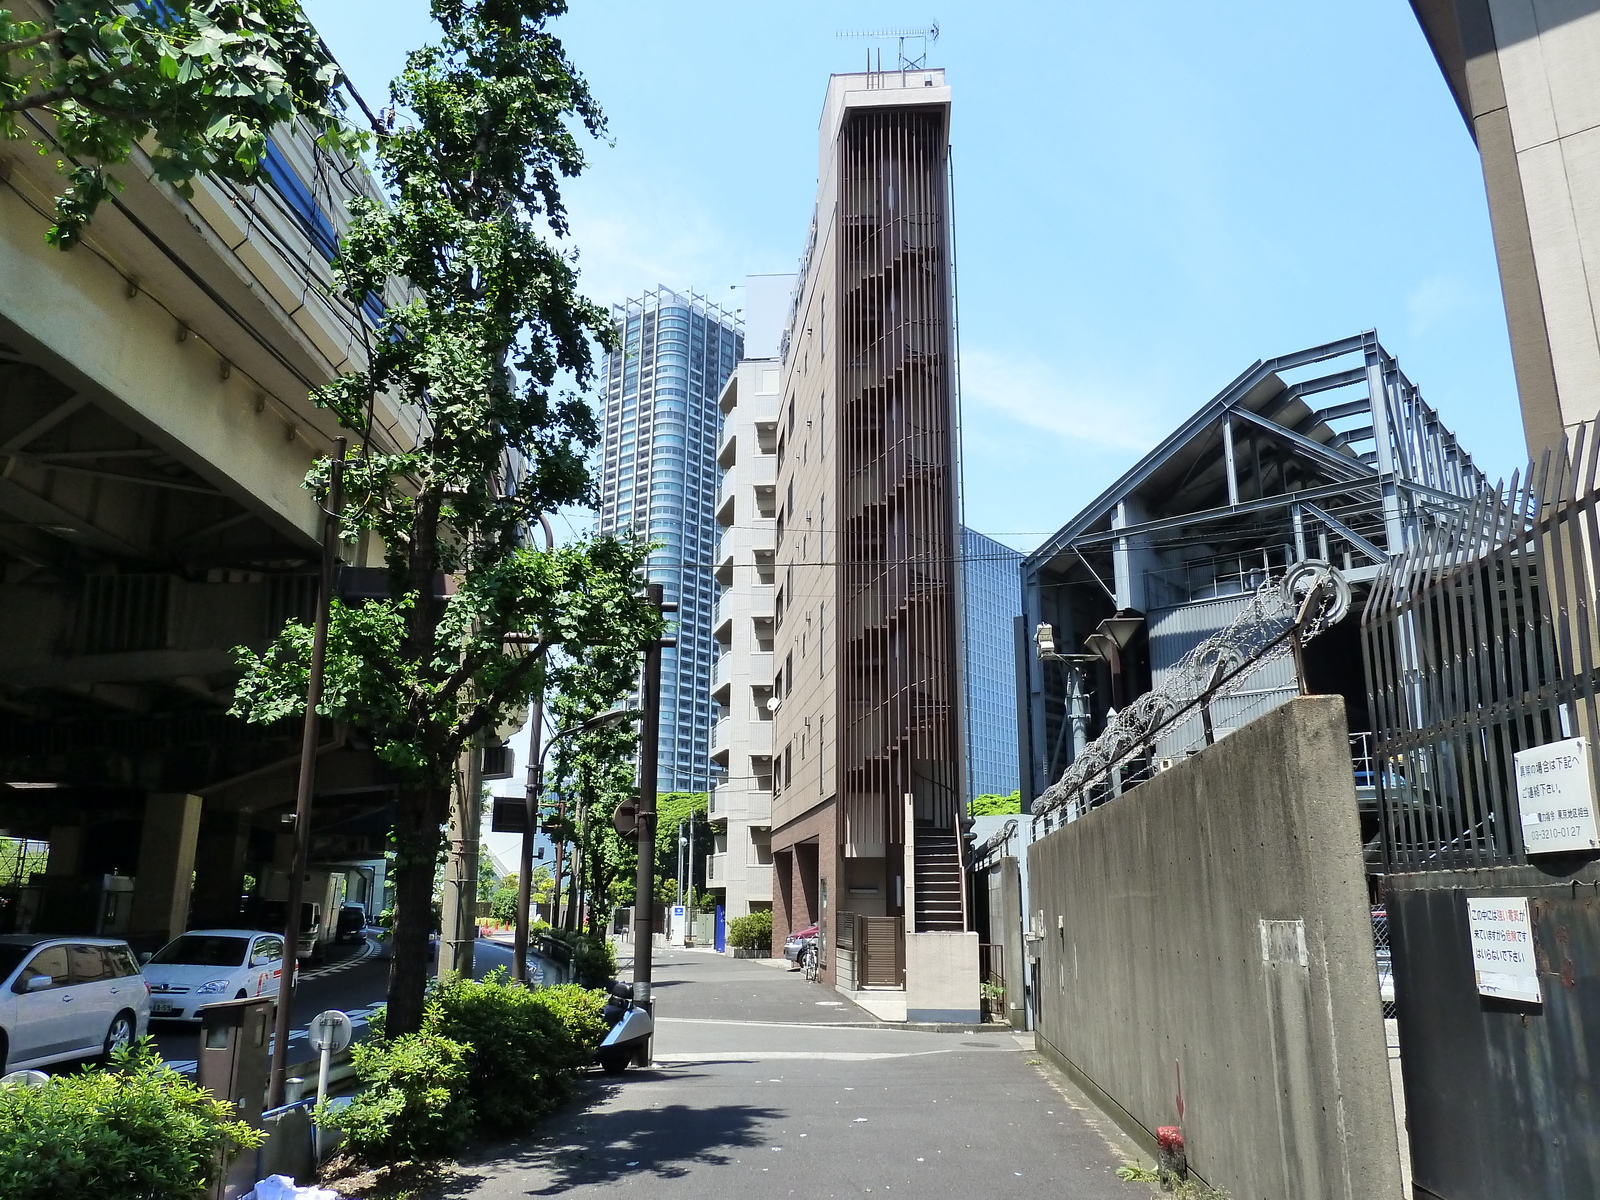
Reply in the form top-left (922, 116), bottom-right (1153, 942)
top-left (427, 949), bottom-right (1146, 1198)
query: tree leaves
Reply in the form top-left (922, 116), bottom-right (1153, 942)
top-left (0, 1), bottom-right (367, 248)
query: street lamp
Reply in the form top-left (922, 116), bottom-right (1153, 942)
top-left (1083, 611), bottom-right (1144, 710)
top-left (512, 706), bottom-right (631, 981)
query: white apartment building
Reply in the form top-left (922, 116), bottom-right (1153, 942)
top-left (705, 275), bottom-right (795, 922)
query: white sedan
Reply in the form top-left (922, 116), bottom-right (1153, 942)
top-left (143, 929), bottom-right (287, 1021)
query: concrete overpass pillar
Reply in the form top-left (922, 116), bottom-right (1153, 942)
top-left (439, 742), bottom-right (482, 978)
top-left (191, 810), bottom-right (251, 927)
top-left (45, 825), bottom-right (83, 875)
top-left (129, 793), bottom-right (202, 946)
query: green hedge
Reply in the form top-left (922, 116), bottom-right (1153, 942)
top-left (329, 1031), bottom-right (475, 1164)
top-left (0, 1041), bottom-right (261, 1200)
top-left (544, 927), bottom-right (617, 988)
top-left (727, 909), bottom-right (773, 952)
top-left (319, 971), bottom-right (610, 1164)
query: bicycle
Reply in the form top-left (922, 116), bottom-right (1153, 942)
top-left (801, 945), bottom-right (821, 983)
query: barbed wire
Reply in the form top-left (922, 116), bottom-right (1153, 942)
top-left (1031, 561), bottom-right (1352, 831)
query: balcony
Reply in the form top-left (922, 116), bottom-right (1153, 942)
top-left (750, 453), bottom-right (777, 488)
top-left (713, 590), bottom-right (738, 634)
top-left (748, 582), bottom-right (775, 618)
top-left (711, 716), bottom-right (732, 761)
top-left (747, 789), bottom-right (773, 826)
top-left (711, 653), bottom-right (734, 700)
top-left (707, 852), bottom-right (727, 883)
top-left (747, 721), bottom-right (772, 757)
top-left (749, 516), bottom-right (776, 553)
top-left (747, 651), bottom-right (774, 687)
top-left (745, 863), bottom-right (773, 901)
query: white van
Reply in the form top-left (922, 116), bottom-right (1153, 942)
top-left (0, 935), bottom-right (151, 1072)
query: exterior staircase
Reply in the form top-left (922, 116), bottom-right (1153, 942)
top-left (913, 821), bottom-right (966, 931)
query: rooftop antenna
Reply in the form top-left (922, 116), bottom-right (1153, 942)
top-left (837, 22), bottom-right (940, 74)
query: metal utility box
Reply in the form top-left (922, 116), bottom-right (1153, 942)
top-left (197, 996), bottom-right (274, 1126)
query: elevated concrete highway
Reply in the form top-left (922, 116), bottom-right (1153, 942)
top-left (0, 31), bottom-right (412, 948)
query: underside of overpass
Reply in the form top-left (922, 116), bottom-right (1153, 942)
top-left (0, 75), bottom-right (412, 947)
top-left (0, 336), bottom-right (397, 948)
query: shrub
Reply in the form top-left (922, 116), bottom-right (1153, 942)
top-left (424, 972), bottom-right (583, 1133)
top-left (545, 927), bottom-right (617, 988)
top-left (531, 983), bottom-right (609, 1068)
top-left (728, 909), bottom-right (773, 953)
top-left (324, 973), bottom-right (612, 1155)
top-left (0, 1039), bottom-right (261, 1200)
top-left (319, 1031), bottom-right (473, 1165)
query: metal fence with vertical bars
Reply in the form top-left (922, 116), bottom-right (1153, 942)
top-left (1362, 423), bottom-right (1600, 870)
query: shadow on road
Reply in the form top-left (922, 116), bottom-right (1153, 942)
top-left (465, 1074), bottom-right (780, 1194)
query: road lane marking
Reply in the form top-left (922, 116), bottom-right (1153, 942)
top-left (654, 1050), bottom-right (985, 1062)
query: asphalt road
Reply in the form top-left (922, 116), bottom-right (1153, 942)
top-left (150, 933), bottom-right (523, 1073)
top-left (414, 950), bottom-right (1145, 1199)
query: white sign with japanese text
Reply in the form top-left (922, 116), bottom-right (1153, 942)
top-left (1467, 896), bottom-right (1541, 1003)
top-left (1515, 736), bottom-right (1598, 855)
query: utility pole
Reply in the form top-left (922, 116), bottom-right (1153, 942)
top-left (511, 684), bottom-right (544, 983)
top-left (551, 786), bottom-right (568, 929)
top-left (632, 583), bottom-right (675, 1017)
top-left (438, 738), bottom-right (482, 978)
top-left (269, 438), bottom-right (346, 1110)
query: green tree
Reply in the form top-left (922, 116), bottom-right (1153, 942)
top-left (653, 790), bottom-right (710, 906)
top-left (969, 791), bottom-right (1022, 816)
top-left (0, 0), bottom-right (362, 247)
top-left (543, 643), bottom-right (645, 933)
top-left (231, 0), bottom-right (658, 1036)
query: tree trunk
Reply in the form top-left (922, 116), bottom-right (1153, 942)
top-left (387, 780), bottom-right (448, 1036)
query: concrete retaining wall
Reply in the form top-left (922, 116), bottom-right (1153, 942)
top-left (1027, 696), bottom-right (1402, 1199)
top-left (905, 930), bottom-right (979, 1023)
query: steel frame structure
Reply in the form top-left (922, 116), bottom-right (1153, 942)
top-left (1020, 332), bottom-right (1490, 806)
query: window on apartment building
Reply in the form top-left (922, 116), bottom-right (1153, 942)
top-left (818, 601), bottom-right (825, 675)
top-left (817, 715), bottom-right (824, 791)
top-left (775, 586), bottom-right (785, 628)
top-left (820, 295), bottom-right (825, 357)
top-left (784, 743), bottom-right (793, 789)
top-left (819, 403), bottom-right (825, 457)
top-left (787, 396), bottom-right (795, 435)
top-left (776, 433), bottom-right (785, 470)
top-left (785, 651), bottom-right (793, 696)
top-left (785, 480), bottom-right (793, 521)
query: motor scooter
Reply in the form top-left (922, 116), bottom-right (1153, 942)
top-left (596, 980), bottom-right (653, 1074)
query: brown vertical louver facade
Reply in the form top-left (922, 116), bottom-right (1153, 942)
top-left (767, 71), bottom-right (968, 994)
top-left (835, 105), bottom-right (964, 869)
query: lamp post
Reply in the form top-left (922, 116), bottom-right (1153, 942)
top-left (268, 438), bottom-right (345, 1110)
top-left (511, 706), bottom-right (629, 982)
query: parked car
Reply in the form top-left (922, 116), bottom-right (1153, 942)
top-left (335, 903), bottom-right (367, 944)
top-left (0, 934), bottom-right (150, 1073)
top-left (784, 923), bottom-right (819, 969)
top-left (142, 930), bottom-right (286, 1021)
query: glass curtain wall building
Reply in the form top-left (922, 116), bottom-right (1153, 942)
top-left (961, 526), bottom-right (1024, 801)
top-left (597, 289), bottom-right (743, 792)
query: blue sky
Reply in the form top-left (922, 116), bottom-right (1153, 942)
top-left (304, 0), bottom-right (1525, 553)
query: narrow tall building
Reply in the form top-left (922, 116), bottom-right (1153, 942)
top-left (960, 526), bottom-right (1024, 802)
top-left (707, 274), bottom-right (795, 922)
top-left (597, 289), bottom-right (742, 792)
top-left (767, 69), bottom-right (977, 1021)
